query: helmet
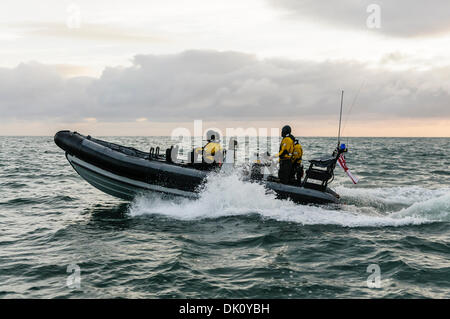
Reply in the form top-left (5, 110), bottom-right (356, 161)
top-left (340, 143), bottom-right (346, 150)
top-left (281, 125), bottom-right (291, 137)
top-left (206, 130), bottom-right (219, 142)
top-left (294, 139), bottom-right (299, 144)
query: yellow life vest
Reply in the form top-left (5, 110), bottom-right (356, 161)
top-left (278, 136), bottom-right (294, 160)
top-left (195, 142), bottom-right (223, 163)
top-left (292, 143), bottom-right (303, 164)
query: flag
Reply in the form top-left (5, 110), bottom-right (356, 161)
top-left (337, 154), bottom-right (359, 184)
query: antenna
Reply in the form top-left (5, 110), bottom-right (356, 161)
top-left (337, 90), bottom-right (344, 149)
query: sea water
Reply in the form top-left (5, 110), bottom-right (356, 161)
top-left (0, 136), bottom-right (449, 298)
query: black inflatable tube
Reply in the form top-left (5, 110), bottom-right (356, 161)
top-left (55, 131), bottom-right (206, 192)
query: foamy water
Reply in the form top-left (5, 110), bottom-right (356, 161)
top-left (129, 171), bottom-right (450, 227)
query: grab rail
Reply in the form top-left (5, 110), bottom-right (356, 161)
top-left (149, 147), bottom-right (154, 159)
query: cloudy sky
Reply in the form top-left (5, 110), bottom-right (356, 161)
top-left (1, 0), bottom-right (449, 136)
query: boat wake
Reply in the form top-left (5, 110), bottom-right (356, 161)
top-left (129, 171), bottom-right (450, 228)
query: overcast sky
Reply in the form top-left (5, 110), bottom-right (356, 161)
top-left (1, 0), bottom-right (449, 136)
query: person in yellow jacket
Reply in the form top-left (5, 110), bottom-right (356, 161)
top-left (291, 139), bottom-right (304, 185)
top-left (194, 130), bottom-right (223, 164)
top-left (275, 125), bottom-right (295, 184)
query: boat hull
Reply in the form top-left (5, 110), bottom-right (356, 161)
top-left (67, 154), bottom-right (198, 200)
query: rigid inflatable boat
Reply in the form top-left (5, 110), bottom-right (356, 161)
top-left (54, 130), bottom-right (341, 204)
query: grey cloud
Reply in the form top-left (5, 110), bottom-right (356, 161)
top-left (270, 0), bottom-right (450, 37)
top-left (0, 50), bottom-right (449, 123)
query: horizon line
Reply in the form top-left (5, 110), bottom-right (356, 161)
top-left (1, 135), bottom-right (449, 138)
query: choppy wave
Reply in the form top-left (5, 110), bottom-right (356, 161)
top-left (336, 185), bottom-right (450, 205)
top-left (393, 192), bottom-right (450, 221)
top-left (129, 172), bottom-right (450, 227)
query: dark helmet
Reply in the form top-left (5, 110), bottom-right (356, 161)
top-left (294, 139), bottom-right (299, 144)
top-left (206, 130), bottom-right (219, 142)
top-left (281, 125), bottom-right (291, 137)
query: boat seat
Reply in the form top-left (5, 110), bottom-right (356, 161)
top-left (302, 157), bottom-right (337, 191)
top-left (309, 158), bottom-right (336, 168)
top-left (305, 168), bottom-right (332, 182)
